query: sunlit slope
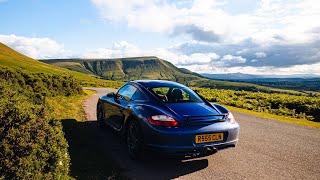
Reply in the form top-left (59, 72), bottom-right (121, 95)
top-left (0, 42), bottom-right (121, 87)
top-left (42, 57), bottom-right (202, 81)
top-left (0, 43), bottom-right (68, 74)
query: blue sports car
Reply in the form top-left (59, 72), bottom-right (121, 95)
top-left (97, 80), bottom-right (240, 159)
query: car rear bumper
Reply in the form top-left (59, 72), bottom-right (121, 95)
top-left (141, 121), bottom-right (240, 158)
top-left (146, 140), bottom-right (238, 158)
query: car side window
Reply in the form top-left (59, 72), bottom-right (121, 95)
top-left (117, 85), bottom-right (137, 101)
top-left (131, 89), bottom-right (148, 101)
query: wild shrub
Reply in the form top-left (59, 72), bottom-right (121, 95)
top-left (0, 69), bottom-right (82, 179)
top-left (0, 69), bottom-right (82, 97)
top-left (194, 87), bottom-right (320, 122)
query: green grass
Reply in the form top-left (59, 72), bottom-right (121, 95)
top-left (46, 89), bottom-right (95, 121)
top-left (225, 105), bottom-right (320, 128)
top-left (46, 89), bottom-right (124, 179)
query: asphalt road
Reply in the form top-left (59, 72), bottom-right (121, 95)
top-left (82, 88), bottom-right (320, 180)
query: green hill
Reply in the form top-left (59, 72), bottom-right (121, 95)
top-left (41, 57), bottom-right (203, 81)
top-left (41, 57), bottom-right (304, 94)
top-left (0, 43), bottom-right (122, 88)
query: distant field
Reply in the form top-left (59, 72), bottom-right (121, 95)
top-left (237, 78), bottom-right (320, 92)
top-left (226, 105), bottom-right (320, 128)
top-left (194, 87), bottom-right (320, 126)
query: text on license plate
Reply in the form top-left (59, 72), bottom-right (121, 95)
top-left (195, 133), bottom-right (224, 143)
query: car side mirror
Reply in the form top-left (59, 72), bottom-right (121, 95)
top-left (106, 92), bottom-right (116, 98)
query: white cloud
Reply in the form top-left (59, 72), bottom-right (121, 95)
top-left (82, 41), bottom-right (142, 58)
top-left (221, 54), bottom-right (246, 62)
top-left (82, 41), bottom-right (220, 66)
top-left (0, 34), bottom-right (70, 59)
top-left (180, 63), bottom-right (320, 76)
top-left (79, 40), bottom-right (320, 76)
top-left (153, 49), bottom-right (220, 66)
top-left (91, 0), bottom-right (180, 32)
top-left (255, 52), bottom-right (267, 58)
top-left (91, 0), bottom-right (320, 45)
top-left (89, 0), bottom-right (320, 75)
top-left (1, 34), bottom-right (319, 76)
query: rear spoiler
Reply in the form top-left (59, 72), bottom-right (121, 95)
top-left (194, 91), bottom-right (223, 114)
top-left (183, 114), bottom-right (226, 124)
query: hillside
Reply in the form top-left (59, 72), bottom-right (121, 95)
top-left (41, 57), bottom-right (304, 94)
top-left (0, 43), bottom-right (121, 88)
top-left (41, 57), bottom-right (203, 81)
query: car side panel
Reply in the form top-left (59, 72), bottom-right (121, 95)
top-left (100, 96), bottom-right (122, 130)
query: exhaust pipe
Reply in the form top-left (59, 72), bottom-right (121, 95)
top-left (203, 146), bottom-right (218, 155)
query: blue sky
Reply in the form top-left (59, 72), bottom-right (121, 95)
top-left (0, 0), bottom-right (170, 50)
top-left (0, 0), bottom-right (319, 75)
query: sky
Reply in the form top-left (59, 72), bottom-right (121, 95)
top-left (0, 0), bottom-right (319, 75)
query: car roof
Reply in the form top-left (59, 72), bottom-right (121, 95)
top-left (131, 80), bottom-right (186, 89)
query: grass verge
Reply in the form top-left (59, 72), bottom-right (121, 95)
top-left (225, 105), bottom-right (320, 128)
top-left (49, 89), bottom-right (123, 179)
top-left (46, 89), bottom-right (96, 121)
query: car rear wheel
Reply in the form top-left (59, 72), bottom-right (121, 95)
top-left (97, 103), bottom-right (105, 128)
top-left (126, 120), bottom-right (143, 160)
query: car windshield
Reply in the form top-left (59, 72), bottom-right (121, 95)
top-left (150, 86), bottom-right (203, 103)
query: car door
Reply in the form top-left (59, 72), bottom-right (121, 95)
top-left (102, 94), bottom-right (121, 129)
top-left (112, 85), bottom-right (138, 130)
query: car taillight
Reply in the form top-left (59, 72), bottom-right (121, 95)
top-left (227, 112), bottom-right (236, 124)
top-left (147, 115), bottom-right (180, 127)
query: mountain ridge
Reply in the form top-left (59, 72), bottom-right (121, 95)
top-left (40, 57), bottom-right (306, 94)
top-left (40, 57), bottom-right (204, 82)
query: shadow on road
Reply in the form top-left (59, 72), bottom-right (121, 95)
top-left (62, 119), bottom-right (209, 180)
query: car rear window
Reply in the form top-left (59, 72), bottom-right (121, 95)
top-left (150, 86), bottom-right (203, 103)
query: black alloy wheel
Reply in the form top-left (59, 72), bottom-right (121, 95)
top-left (97, 103), bottom-right (104, 128)
top-left (126, 120), bottom-right (143, 160)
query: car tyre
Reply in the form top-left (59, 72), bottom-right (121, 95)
top-left (126, 120), bottom-right (144, 160)
top-left (97, 103), bottom-right (105, 128)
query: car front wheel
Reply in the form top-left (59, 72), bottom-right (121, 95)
top-left (97, 103), bottom-right (105, 128)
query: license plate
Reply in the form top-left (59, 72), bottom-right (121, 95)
top-left (195, 133), bottom-right (224, 143)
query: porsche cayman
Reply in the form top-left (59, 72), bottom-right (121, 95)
top-left (97, 80), bottom-right (240, 159)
